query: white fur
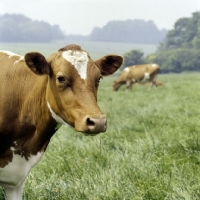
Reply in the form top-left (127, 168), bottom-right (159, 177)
top-left (152, 64), bottom-right (157, 67)
top-left (124, 67), bottom-right (130, 72)
top-left (4, 184), bottom-right (24, 200)
top-left (0, 50), bottom-right (20, 57)
top-left (62, 50), bottom-right (88, 79)
top-left (0, 146), bottom-right (44, 200)
top-left (47, 102), bottom-right (70, 129)
top-left (14, 57), bottom-right (24, 65)
top-left (132, 78), bottom-right (136, 82)
top-left (0, 50), bottom-right (24, 65)
top-left (141, 72), bottom-right (150, 82)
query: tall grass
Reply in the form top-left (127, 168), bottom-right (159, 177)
top-left (1, 73), bottom-right (200, 199)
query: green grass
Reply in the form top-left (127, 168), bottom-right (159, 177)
top-left (2, 72), bottom-right (200, 199)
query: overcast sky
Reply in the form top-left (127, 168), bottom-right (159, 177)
top-left (0, 0), bottom-right (200, 35)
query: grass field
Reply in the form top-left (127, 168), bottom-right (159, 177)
top-left (0, 41), bottom-right (157, 60)
top-left (1, 72), bottom-right (200, 199)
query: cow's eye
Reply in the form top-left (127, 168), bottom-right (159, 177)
top-left (57, 76), bottom-right (66, 83)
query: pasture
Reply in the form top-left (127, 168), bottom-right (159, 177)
top-left (0, 41), bottom-right (156, 59)
top-left (1, 71), bottom-right (200, 199)
top-left (1, 42), bottom-right (200, 199)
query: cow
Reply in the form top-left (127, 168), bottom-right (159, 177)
top-left (0, 44), bottom-right (123, 200)
top-left (113, 64), bottom-right (160, 91)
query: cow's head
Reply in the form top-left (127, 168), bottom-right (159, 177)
top-left (113, 81), bottom-right (121, 91)
top-left (25, 44), bottom-right (123, 135)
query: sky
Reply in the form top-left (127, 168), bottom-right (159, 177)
top-left (0, 0), bottom-right (200, 35)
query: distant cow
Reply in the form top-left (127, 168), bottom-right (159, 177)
top-left (113, 64), bottom-right (160, 91)
top-left (0, 44), bottom-right (123, 200)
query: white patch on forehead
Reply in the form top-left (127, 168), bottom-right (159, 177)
top-left (124, 67), bottom-right (130, 72)
top-left (0, 50), bottom-right (24, 65)
top-left (62, 50), bottom-right (88, 79)
top-left (152, 64), bottom-right (157, 67)
top-left (47, 102), bottom-right (70, 129)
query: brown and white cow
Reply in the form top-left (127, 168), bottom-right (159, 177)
top-left (113, 64), bottom-right (160, 91)
top-left (0, 44), bottom-right (123, 200)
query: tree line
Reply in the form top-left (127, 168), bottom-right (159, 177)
top-left (124, 12), bottom-right (200, 73)
top-left (0, 14), bottom-right (65, 42)
top-left (0, 14), bottom-right (166, 44)
top-left (3, 12), bottom-right (200, 73)
top-left (88, 19), bottom-right (167, 44)
top-left (154, 11), bottom-right (200, 73)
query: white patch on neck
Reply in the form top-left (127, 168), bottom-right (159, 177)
top-left (47, 102), bottom-right (70, 129)
top-left (0, 50), bottom-right (24, 65)
top-left (62, 50), bottom-right (88, 79)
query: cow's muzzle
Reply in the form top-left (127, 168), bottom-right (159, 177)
top-left (74, 114), bottom-right (107, 135)
top-left (86, 117), bottom-right (107, 134)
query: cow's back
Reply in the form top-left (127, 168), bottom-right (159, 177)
top-left (115, 67), bottom-right (130, 83)
top-left (128, 65), bottom-right (146, 79)
top-left (148, 64), bottom-right (160, 73)
top-left (129, 64), bottom-right (160, 79)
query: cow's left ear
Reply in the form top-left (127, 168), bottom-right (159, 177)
top-left (95, 55), bottom-right (123, 76)
top-left (25, 52), bottom-right (51, 75)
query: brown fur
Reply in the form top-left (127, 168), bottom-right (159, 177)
top-left (0, 44), bottom-right (123, 199)
top-left (113, 64), bottom-right (160, 91)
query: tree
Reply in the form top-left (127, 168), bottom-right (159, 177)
top-left (0, 14), bottom-right (65, 42)
top-left (154, 11), bottom-right (200, 73)
top-left (123, 50), bottom-right (145, 67)
top-left (152, 48), bottom-right (200, 73)
top-left (89, 19), bottom-right (167, 44)
top-left (158, 12), bottom-right (200, 51)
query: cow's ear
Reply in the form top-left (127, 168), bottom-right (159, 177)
top-left (95, 55), bottom-right (123, 76)
top-left (25, 52), bottom-right (51, 75)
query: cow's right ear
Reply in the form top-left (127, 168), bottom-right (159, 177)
top-left (25, 52), bottom-right (51, 75)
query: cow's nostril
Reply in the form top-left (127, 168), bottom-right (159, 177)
top-left (86, 118), bottom-right (95, 127)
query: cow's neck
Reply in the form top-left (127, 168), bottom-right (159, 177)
top-left (0, 76), bottom-right (58, 168)
top-left (14, 79), bottom-right (58, 154)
